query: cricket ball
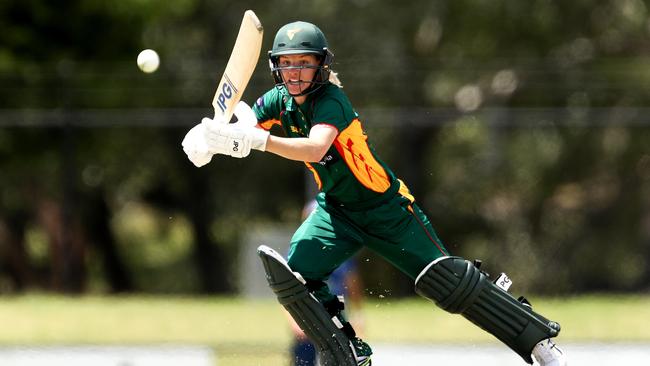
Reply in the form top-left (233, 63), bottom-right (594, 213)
top-left (137, 49), bottom-right (160, 73)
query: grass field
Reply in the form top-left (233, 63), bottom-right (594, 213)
top-left (0, 294), bottom-right (648, 365)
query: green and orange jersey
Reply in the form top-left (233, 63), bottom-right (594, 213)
top-left (252, 83), bottom-right (414, 207)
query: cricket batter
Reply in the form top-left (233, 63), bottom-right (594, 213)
top-left (183, 21), bottom-right (567, 366)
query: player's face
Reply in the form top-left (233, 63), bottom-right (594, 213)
top-left (277, 54), bottom-right (320, 96)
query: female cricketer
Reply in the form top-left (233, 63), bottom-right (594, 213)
top-left (182, 21), bottom-right (567, 366)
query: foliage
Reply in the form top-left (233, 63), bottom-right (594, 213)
top-left (0, 0), bottom-right (649, 294)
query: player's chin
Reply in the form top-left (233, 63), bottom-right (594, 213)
top-left (286, 81), bottom-right (312, 95)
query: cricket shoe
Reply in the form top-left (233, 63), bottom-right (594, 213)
top-left (532, 338), bottom-right (567, 366)
top-left (350, 337), bottom-right (372, 366)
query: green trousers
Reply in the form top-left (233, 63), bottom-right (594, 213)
top-left (287, 192), bottom-right (449, 286)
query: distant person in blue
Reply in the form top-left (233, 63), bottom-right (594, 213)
top-left (289, 258), bottom-right (365, 366)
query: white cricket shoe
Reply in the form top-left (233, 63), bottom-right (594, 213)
top-left (532, 338), bottom-right (567, 366)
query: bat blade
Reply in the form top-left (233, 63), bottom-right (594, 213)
top-left (212, 10), bottom-right (263, 122)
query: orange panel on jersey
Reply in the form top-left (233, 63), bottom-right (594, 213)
top-left (259, 119), bottom-right (281, 131)
top-left (397, 179), bottom-right (415, 203)
top-left (305, 162), bottom-right (322, 190)
top-left (334, 119), bottom-right (391, 193)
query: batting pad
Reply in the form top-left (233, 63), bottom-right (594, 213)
top-left (257, 245), bottom-right (358, 366)
top-left (415, 256), bottom-right (561, 364)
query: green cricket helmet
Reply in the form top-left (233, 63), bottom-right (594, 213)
top-left (269, 21), bottom-right (334, 96)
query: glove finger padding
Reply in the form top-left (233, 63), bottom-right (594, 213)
top-left (233, 101), bottom-right (269, 151)
top-left (233, 101), bottom-right (258, 127)
top-left (182, 123), bottom-right (213, 167)
top-left (201, 101), bottom-right (268, 157)
top-left (185, 148), bottom-right (213, 167)
top-left (202, 117), bottom-right (252, 158)
top-left (225, 126), bottom-right (252, 158)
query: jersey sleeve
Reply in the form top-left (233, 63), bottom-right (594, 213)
top-left (312, 91), bottom-right (357, 133)
top-left (252, 89), bottom-right (283, 131)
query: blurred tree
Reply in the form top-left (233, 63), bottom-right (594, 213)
top-left (1, 0), bottom-right (649, 295)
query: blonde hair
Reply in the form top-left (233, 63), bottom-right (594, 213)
top-left (329, 71), bottom-right (343, 88)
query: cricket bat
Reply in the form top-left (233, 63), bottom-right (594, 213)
top-left (212, 10), bottom-right (263, 122)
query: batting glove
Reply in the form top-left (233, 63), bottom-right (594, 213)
top-left (202, 118), bottom-right (251, 158)
top-left (202, 102), bottom-right (269, 158)
top-left (232, 101), bottom-right (269, 152)
top-left (181, 123), bottom-right (213, 167)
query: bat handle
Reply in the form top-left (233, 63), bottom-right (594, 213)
top-left (213, 110), bottom-right (233, 124)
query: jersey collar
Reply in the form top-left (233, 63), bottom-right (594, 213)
top-left (279, 87), bottom-right (298, 112)
top-left (280, 83), bottom-right (327, 112)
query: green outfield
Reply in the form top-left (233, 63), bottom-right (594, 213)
top-left (0, 294), bottom-right (648, 365)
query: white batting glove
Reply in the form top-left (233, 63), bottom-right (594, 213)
top-left (202, 118), bottom-right (251, 158)
top-left (202, 101), bottom-right (269, 158)
top-left (233, 101), bottom-right (269, 151)
top-left (181, 123), bottom-right (213, 167)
